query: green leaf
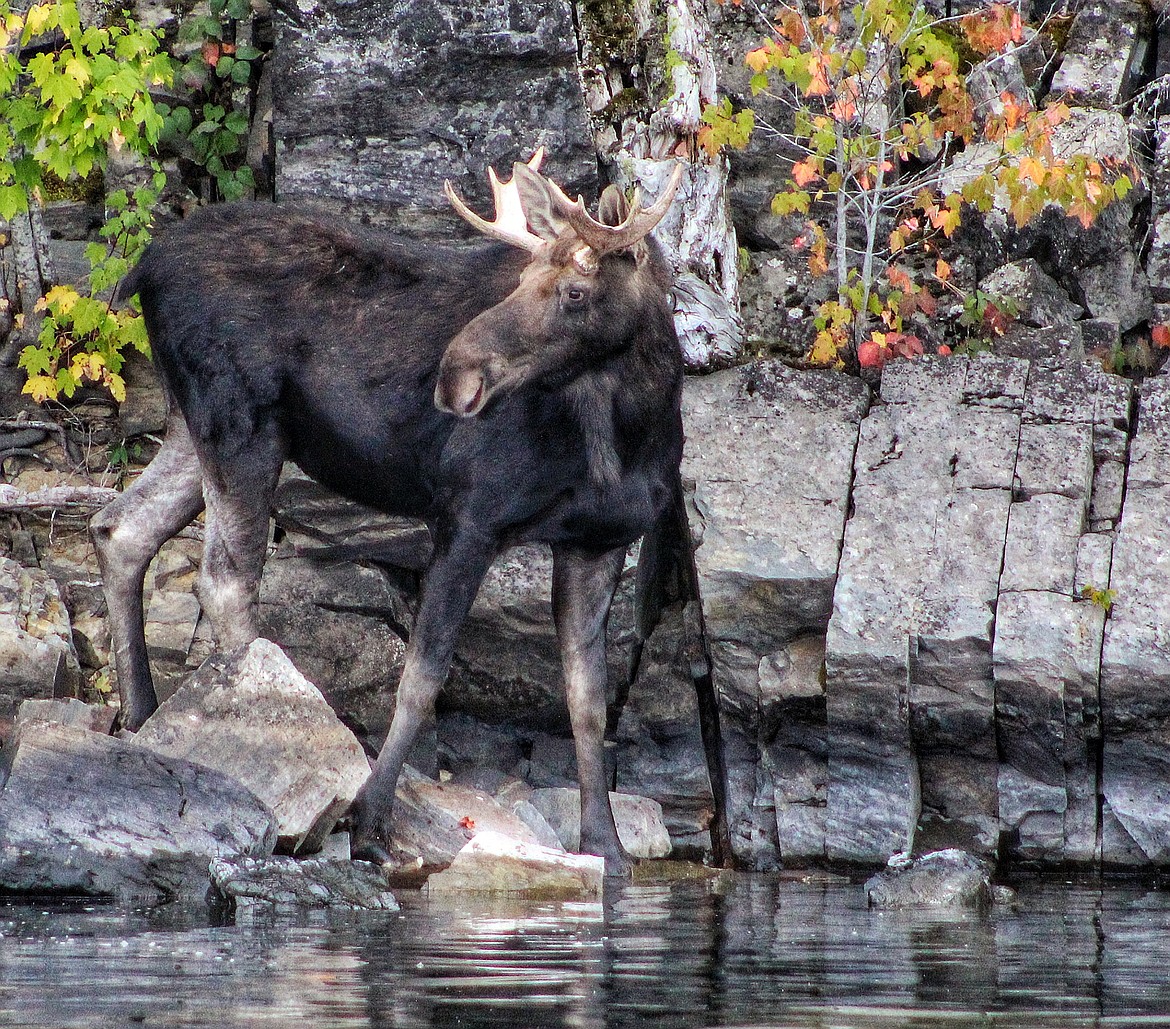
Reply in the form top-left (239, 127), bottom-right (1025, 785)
top-left (230, 58), bottom-right (251, 84)
top-left (224, 110), bottom-right (249, 135)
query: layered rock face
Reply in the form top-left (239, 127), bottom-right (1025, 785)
top-left (9, 0), bottom-right (1170, 876)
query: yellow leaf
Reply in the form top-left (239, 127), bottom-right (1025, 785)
top-left (746, 46), bottom-right (770, 74)
top-left (808, 329), bottom-right (843, 366)
top-left (42, 285), bottom-right (80, 315)
top-left (22, 374), bottom-right (58, 403)
top-left (22, 3), bottom-right (55, 40)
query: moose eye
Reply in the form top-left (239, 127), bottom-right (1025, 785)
top-left (564, 286), bottom-right (586, 306)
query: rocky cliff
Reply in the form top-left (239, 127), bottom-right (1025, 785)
top-left (4, 0), bottom-right (1170, 872)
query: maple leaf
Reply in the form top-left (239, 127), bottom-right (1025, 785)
top-left (805, 52), bottom-right (832, 96)
top-left (857, 335), bottom-right (888, 369)
top-left (775, 9), bottom-right (806, 46)
top-left (792, 157), bottom-right (821, 187)
top-left (746, 46), bottom-right (771, 74)
top-left (809, 328), bottom-right (845, 367)
top-left (1153, 324), bottom-right (1170, 349)
top-left (961, 3), bottom-right (1023, 55)
top-left (1019, 156), bottom-right (1046, 186)
top-left (459, 815), bottom-right (476, 830)
top-left (935, 258), bottom-right (952, 282)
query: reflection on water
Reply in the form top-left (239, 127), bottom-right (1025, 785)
top-left (2, 871), bottom-right (1170, 1028)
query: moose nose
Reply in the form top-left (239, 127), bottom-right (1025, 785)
top-left (435, 366), bottom-right (487, 417)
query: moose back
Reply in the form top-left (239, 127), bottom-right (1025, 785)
top-left (93, 155), bottom-right (686, 874)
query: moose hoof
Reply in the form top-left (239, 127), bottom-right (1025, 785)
top-left (351, 835), bottom-right (396, 866)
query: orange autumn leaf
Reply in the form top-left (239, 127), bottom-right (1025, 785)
top-left (746, 46), bottom-right (771, 74)
top-left (1153, 324), bottom-right (1170, 349)
top-left (792, 157), bottom-right (821, 186)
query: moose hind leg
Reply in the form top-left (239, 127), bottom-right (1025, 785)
top-left (90, 412), bottom-right (205, 730)
top-left (197, 438), bottom-right (285, 650)
top-left (552, 544), bottom-right (631, 876)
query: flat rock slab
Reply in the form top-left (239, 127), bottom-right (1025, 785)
top-left (423, 831), bottom-right (604, 897)
top-left (134, 639), bottom-right (370, 854)
top-left (14, 697), bottom-right (116, 737)
top-left (683, 362), bottom-right (870, 644)
top-left (0, 724), bottom-right (276, 900)
top-left (209, 855), bottom-right (399, 910)
top-left (528, 787), bottom-right (672, 859)
top-left (388, 765), bottom-right (550, 871)
top-left (865, 850), bottom-right (993, 909)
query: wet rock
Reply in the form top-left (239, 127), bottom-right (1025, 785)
top-left (864, 850), bottom-right (994, 909)
top-left (0, 724), bottom-right (276, 900)
top-left (527, 787), bottom-right (672, 859)
top-left (134, 639), bottom-right (371, 854)
top-left (827, 358), bottom-right (1026, 863)
top-left (209, 854), bottom-right (399, 910)
top-left (615, 605), bottom-right (714, 853)
top-left (761, 634), bottom-right (829, 864)
top-left (423, 831), bottom-right (604, 897)
top-left (0, 557), bottom-right (81, 734)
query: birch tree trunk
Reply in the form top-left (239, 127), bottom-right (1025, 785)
top-left (576, 0), bottom-right (744, 370)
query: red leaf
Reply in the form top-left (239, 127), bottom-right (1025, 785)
top-left (459, 816), bottom-right (476, 830)
top-left (1152, 324), bottom-right (1170, 349)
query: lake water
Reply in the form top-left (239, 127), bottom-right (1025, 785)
top-left (2, 870), bottom-right (1170, 1028)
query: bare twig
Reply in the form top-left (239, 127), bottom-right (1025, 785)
top-left (0, 483), bottom-right (118, 512)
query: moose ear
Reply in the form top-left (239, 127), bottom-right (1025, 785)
top-left (598, 184), bottom-right (630, 228)
top-left (512, 161), bottom-right (572, 242)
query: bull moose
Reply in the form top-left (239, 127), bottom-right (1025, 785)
top-left (93, 153), bottom-right (686, 874)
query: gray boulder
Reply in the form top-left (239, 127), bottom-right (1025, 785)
top-left (423, 831), bottom-right (604, 897)
top-left (134, 639), bottom-right (371, 854)
top-left (386, 764), bottom-right (554, 872)
top-left (0, 723), bottom-right (276, 900)
top-left (527, 787), bottom-right (672, 859)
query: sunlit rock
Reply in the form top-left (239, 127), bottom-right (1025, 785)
top-left (423, 831), bottom-right (604, 897)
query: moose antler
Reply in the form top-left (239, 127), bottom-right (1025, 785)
top-left (543, 163), bottom-right (685, 257)
top-left (444, 149), bottom-right (547, 252)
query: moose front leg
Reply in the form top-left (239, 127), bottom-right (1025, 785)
top-left (350, 526), bottom-right (495, 865)
top-left (552, 544), bottom-right (630, 876)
